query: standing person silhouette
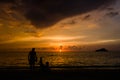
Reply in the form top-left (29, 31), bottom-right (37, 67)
top-left (28, 48), bottom-right (37, 69)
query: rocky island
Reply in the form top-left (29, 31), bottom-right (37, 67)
top-left (95, 48), bottom-right (108, 52)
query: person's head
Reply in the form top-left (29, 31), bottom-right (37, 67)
top-left (46, 62), bottom-right (49, 66)
top-left (32, 48), bottom-right (35, 51)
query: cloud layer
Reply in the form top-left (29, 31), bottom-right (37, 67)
top-left (0, 0), bottom-right (116, 28)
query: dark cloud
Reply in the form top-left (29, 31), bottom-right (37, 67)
top-left (62, 20), bottom-right (76, 25)
top-left (0, 0), bottom-right (116, 29)
top-left (0, 0), bottom-right (15, 3)
top-left (82, 15), bottom-right (91, 20)
top-left (107, 8), bottom-right (114, 11)
top-left (106, 12), bottom-right (119, 17)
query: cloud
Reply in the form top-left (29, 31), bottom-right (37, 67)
top-left (82, 15), bottom-right (91, 20)
top-left (61, 20), bottom-right (76, 25)
top-left (0, 0), bottom-right (15, 3)
top-left (106, 11), bottom-right (119, 17)
top-left (0, 0), bottom-right (116, 29)
top-left (107, 7), bottom-right (114, 11)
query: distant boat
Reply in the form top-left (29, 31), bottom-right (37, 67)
top-left (95, 48), bottom-right (108, 52)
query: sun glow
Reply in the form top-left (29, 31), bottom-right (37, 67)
top-left (59, 49), bottom-right (62, 52)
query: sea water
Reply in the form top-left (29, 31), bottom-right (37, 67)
top-left (0, 50), bottom-right (120, 67)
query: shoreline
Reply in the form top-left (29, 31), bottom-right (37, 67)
top-left (0, 65), bottom-right (120, 68)
top-left (0, 66), bottom-right (120, 80)
top-left (0, 65), bottom-right (120, 72)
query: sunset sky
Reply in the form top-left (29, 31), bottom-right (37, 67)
top-left (0, 0), bottom-right (120, 51)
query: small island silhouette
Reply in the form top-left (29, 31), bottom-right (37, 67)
top-left (95, 48), bottom-right (108, 52)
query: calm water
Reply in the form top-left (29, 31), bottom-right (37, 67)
top-left (0, 51), bottom-right (120, 67)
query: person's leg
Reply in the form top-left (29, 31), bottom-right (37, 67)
top-left (32, 63), bottom-right (35, 69)
top-left (29, 62), bottom-right (34, 70)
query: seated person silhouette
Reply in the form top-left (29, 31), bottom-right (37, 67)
top-left (39, 57), bottom-right (44, 68)
top-left (28, 48), bottom-right (37, 69)
top-left (45, 62), bottom-right (50, 71)
top-left (39, 57), bottom-right (50, 71)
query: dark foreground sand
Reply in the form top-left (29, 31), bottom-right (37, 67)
top-left (0, 66), bottom-right (120, 80)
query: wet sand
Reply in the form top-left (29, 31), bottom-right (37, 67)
top-left (0, 66), bottom-right (120, 80)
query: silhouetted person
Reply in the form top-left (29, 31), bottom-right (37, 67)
top-left (46, 62), bottom-right (49, 68)
top-left (39, 57), bottom-right (50, 72)
top-left (28, 48), bottom-right (37, 69)
top-left (39, 57), bottom-right (44, 69)
top-left (45, 62), bottom-right (50, 71)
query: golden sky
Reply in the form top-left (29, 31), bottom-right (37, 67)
top-left (0, 0), bottom-right (120, 51)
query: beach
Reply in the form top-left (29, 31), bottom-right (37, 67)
top-left (0, 51), bottom-right (120, 80)
top-left (0, 66), bottom-right (120, 80)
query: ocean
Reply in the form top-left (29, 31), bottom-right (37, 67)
top-left (0, 50), bottom-right (120, 67)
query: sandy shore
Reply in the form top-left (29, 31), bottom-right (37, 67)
top-left (0, 66), bottom-right (120, 80)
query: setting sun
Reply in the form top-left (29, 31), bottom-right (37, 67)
top-left (59, 49), bottom-right (62, 52)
